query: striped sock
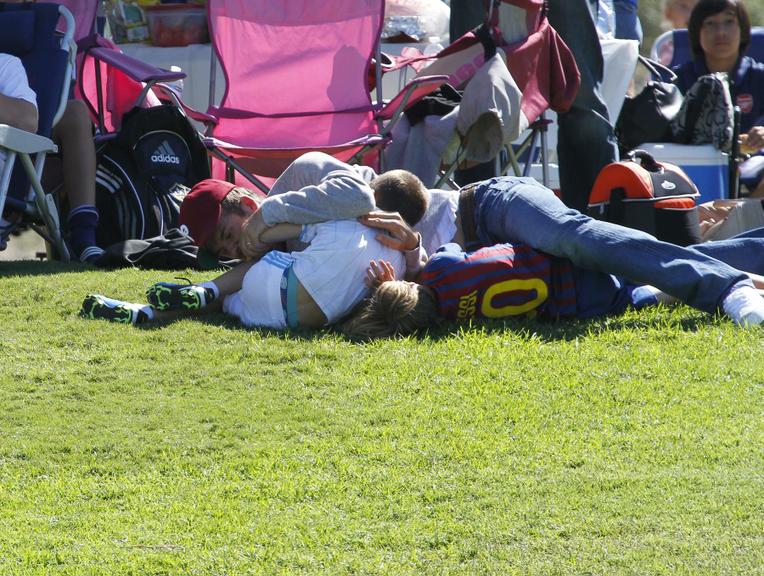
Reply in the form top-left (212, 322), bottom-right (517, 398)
top-left (68, 204), bottom-right (103, 261)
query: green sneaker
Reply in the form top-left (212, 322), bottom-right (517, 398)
top-left (146, 281), bottom-right (216, 311)
top-left (80, 294), bottom-right (149, 325)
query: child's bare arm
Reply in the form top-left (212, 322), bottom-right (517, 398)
top-left (259, 223), bottom-right (302, 243)
top-left (0, 93), bottom-right (37, 133)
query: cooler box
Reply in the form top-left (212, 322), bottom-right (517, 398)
top-left (637, 143), bottom-right (729, 203)
top-left (528, 163), bottom-right (560, 195)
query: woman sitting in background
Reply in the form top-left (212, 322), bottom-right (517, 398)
top-left (673, 0), bottom-right (764, 197)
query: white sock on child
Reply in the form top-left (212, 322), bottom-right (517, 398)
top-left (199, 281), bottom-right (220, 299)
top-left (722, 284), bottom-right (764, 327)
top-left (640, 285), bottom-right (678, 305)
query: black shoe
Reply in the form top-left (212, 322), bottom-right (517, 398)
top-left (80, 294), bottom-right (149, 324)
top-left (146, 281), bottom-right (216, 311)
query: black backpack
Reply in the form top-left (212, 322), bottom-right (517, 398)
top-left (95, 105), bottom-right (210, 246)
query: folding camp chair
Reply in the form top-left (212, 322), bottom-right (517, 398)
top-left (199, 0), bottom-right (446, 193)
top-left (47, 0), bottom-right (193, 136)
top-left (0, 2), bottom-right (78, 260)
top-left (385, 0), bottom-right (580, 189)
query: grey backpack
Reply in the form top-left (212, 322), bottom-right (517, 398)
top-left (670, 72), bottom-right (735, 152)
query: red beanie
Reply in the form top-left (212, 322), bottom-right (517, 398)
top-left (178, 179), bottom-right (237, 247)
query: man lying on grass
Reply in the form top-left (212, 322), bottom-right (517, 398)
top-left (80, 158), bottom-right (426, 329)
top-left (342, 235), bottom-right (764, 339)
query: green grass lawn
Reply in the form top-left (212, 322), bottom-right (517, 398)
top-left (1, 261), bottom-right (763, 575)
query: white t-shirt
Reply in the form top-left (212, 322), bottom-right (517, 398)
top-left (0, 54), bottom-right (37, 106)
top-left (224, 220), bottom-right (405, 328)
top-left (414, 188), bottom-right (459, 257)
top-left (0, 54), bottom-right (38, 176)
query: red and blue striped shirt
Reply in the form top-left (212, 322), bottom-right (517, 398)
top-left (420, 243), bottom-right (577, 320)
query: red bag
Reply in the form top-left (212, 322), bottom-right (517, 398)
top-left (588, 150), bottom-right (702, 246)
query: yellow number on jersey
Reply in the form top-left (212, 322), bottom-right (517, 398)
top-left (481, 278), bottom-right (549, 318)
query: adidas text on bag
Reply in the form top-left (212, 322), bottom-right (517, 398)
top-left (95, 105), bottom-right (210, 247)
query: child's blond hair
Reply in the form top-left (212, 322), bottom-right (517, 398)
top-left (341, 281), bottom-right (440, 339)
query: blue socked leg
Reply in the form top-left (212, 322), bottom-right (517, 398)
top-left (573, 266), bottom-right (638, 318)
top-left (471, 177), bottom-right (752, 314)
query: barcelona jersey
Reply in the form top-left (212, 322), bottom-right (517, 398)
top-left (419, 243), bottom-right (577, 320)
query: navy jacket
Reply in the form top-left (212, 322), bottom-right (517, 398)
top-left (673, 55), bottom-right (764, 133)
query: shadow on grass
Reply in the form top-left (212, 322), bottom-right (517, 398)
top-left (338, 310), bottom-right (717, 344)
top-left (0, 260), bottom-right (93, 277)
top-left (129, 305), bottom-right (716, 345)
top-left (424, 312), bottom-right (715, 343)
top-left (134, 311), bottom-right (333, 342)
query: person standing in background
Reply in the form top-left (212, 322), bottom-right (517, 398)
top-left (448, 0), bottom-right (485, 43)
top-left (664, 0), bottom-right (699, 29)
top-left (614, 0), bottom-right (643, 43)
top-left (547, 0), bottom-right (619, 212)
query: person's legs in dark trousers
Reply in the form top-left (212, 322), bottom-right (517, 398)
top-left (449, 0), bottom-right (485, 43)
top-left (445, 1), bottom-right (493, 185)
top-left (547, 0), bottom-right (619, 212)
top-left (613, 0), bottom-right (643, 43)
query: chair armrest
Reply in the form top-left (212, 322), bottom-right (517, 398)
top-left (88, 46), bottom-right (186, 84)
top-left (152, 84), bottom-right (218, 125)
top-left (377, 74), bottom-right (450, 123)
top-left (0, 125), bottom-right (58, 154)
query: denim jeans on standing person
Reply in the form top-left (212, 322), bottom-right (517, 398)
top-left (469, 177), bottom-right (752, 314)
top-left (547, 0), bottom-right (619, 213)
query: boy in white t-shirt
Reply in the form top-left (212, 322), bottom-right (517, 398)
top-left (80, 180), bottom-right (409, 330)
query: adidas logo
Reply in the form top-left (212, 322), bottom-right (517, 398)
top-left (151, 141), bottom-right (180, 165)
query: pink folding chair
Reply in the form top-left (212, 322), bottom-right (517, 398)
top-left (51, 0), bottom-right (191, 134)
top-left (202, 0), bottom-right (446, 192)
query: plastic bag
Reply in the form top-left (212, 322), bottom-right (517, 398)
top-left (383, 0), bottom-right (450, 43)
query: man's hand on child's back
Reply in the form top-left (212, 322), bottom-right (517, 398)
top-left (359, 211), bottom-right (419, 252)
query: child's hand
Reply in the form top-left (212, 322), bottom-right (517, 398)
top-left (239, 209), bottom-right (272, 260)
top-left (740, 127), bottom-right (764, 154)
top-left (365, 259), bottom-right (396, 288)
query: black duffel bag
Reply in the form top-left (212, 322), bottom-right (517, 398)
top-left (615, 56), bottom-right (683, 155)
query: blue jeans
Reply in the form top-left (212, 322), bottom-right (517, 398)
top-left (470, 177), bottom-right (752, 314)
top-left (575, 236), bottom-right (764, 317)
top-left (547, 0), bottom-right (619, 212)
top-left (573, 267), bottom-right (644, 318)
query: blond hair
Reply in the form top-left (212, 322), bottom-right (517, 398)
top-left (341, 281), bottom-right (440, 340)
top-left (221, 186), bottom-right (262, 216)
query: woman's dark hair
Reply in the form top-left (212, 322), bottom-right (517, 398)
top-left (688, 0), bottom-right (751, 60)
